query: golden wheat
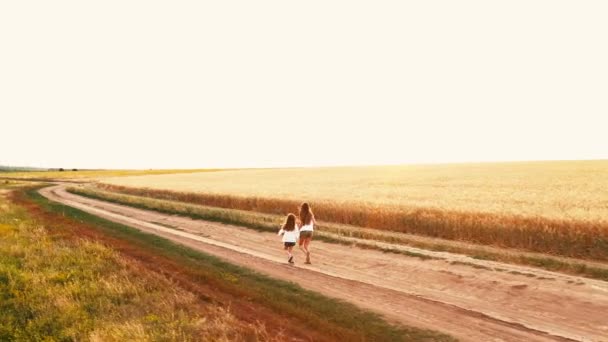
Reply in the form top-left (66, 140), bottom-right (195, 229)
top-left (103, 161), bottom-right (608, 223)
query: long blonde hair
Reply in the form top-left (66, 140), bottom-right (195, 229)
top-left (282, 213), bottom-right (297, 231)
top-left (299, 202), bottom-right (314, 225)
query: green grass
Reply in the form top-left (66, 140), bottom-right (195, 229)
top-left (69, 186), bottom-right (608, 282)
top-left (0, 189), bottom-right (260, 341)
top-left (30, 187), bottom-right (453, 342)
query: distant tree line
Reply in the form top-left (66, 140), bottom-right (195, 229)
top-left (0, 166), bottom-right (78, 172)
top-left (48, 168), bottom-right (79, 172)
top-left (0, 166), bottom-right (44, 172)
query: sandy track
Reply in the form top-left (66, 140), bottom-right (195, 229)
top-left (41, 185), bottom-right (608, 342)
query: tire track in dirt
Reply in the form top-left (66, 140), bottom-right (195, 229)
top-left (41, 185), bottom-right (608, 342)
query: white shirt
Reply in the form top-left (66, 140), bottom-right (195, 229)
top-left (278, 228), bottom-right (299, 243)
top-left (299, 222), bottom-right (314, 232)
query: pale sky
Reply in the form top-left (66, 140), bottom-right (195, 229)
top-left (1, 1), bottom-right (607, 169)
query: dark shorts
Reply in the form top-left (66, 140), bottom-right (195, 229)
top-left (284, 242), bottom-right (296, 249)
top-left (299, 231), bottom-right (313, 239)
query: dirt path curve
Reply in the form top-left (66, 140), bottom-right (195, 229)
top-left (41, 185), bottom-right (608, 342)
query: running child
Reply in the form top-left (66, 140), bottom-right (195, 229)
top-left (278, 213), bottom-right (299, 264)
top-left (298, 202), bottom-right (316, 264)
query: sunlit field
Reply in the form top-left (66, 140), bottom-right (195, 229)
top-left (104, 160), bottom-right (608, 222)
top-left (100, 160), bottom-right (608, 260)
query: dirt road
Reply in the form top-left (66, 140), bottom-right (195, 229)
top-left (41, 185), bottom-right (608, 342)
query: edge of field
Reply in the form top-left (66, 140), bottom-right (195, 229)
top-left (69, 185), bottom-right (608, 282)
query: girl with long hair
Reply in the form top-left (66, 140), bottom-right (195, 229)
top-left (298, 202), bottom-right (316, 264)
top-left (278, 213), bottom-right (299, 264)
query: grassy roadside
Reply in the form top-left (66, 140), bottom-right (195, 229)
top-left (0, 188), bottom-right (267, 341)
top-left (27, 186), bottom-right (453, 341)
top-left (69, 186), bottom-right (608, 282)
top-left (70, 186), bottom-right (437, 261)
top-left (0, 180), bottom-right (28, 189)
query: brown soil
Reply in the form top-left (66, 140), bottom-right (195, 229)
top-left (42, 185), bottom-right (608, 342)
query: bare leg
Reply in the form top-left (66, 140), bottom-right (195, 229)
top-left (303, 239), bottom-right (312, 264)
top-left (298, 238), bottom-right (307, 253)
top-left (303, 239), bottom-right (310, 253)
top-left (286, 246), bottom-right (294, 263)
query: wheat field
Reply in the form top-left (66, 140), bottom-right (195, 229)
top-left (103, 160), bottom-right (608, 223)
